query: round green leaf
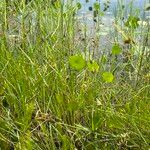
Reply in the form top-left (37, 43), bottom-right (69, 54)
top-left (94, 2), bottom-right (100, 10)
top-left (87, 61), bottom-right (99, 72)
top-left (69, 55), bottom-right (86, 71)
top-left (112, 44), bottom-right (122, 55)
top-left (102, 72), bottom-right (114, 83)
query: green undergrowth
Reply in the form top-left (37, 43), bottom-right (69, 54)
top-left (0, 0), bottom-right (150, 149)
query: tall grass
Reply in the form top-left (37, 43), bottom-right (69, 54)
top-left (0, 0), bottom-right (150, 149)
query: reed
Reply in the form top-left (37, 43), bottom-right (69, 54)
top-left (0, 0), bottom-right (149, 149)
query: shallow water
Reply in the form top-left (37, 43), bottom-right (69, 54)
top-left (78, 0), bottom-right (148, 12)
top-left (74, 0), bottom-right (150, 56)
top-left (77, 0), bottom-right (150, 24)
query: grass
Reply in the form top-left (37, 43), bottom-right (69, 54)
top-left (0, 0), bottom-right (150, 149)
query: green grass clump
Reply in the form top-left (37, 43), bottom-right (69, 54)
top-left (0, 0), bottom-right (150, 149)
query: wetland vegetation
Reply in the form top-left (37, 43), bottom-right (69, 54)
top-left (0, 0), bottom-right (150, 149)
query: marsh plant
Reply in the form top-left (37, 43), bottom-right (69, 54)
top-left (0, 0), bottom-right (150, 149)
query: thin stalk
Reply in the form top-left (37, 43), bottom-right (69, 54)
top-left (135, 23), bottom-right (150, 88)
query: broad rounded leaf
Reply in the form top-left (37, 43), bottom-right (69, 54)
top-left (87, 61), bottom-right (99, 72)
top-left (112, 44), bottom-right (122, 55)
top-left (102, 72), bottom-right (114, 83)
top-left (94, 2), bottom-right (100, 10)
top-left (69, 55), bottom-right (86, 70)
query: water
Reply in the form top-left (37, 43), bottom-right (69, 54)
top-left (74, 0), bottom-right (150, 57)
top-left (77, 0), bottom-right (150, 25)
top-left (78, 0), bottom-right (148, 13)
